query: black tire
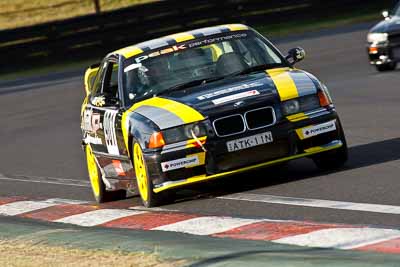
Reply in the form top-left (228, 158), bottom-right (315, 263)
top-left (85, 145), bottom-right (126, 203)
top-left (99, 188), bottom-right (126, 203)
top-left (132, 142), bottom-right (173, 207)
top-left (376, 62), bottom-right (397, 72)
top-left (312, 120), bottom-right (348, 170)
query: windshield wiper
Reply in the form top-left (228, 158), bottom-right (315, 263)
top-left (157, 76), bottom-right (225, 95)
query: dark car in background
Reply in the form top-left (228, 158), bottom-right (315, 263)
top-left (367, 1), bottom-right (400, 71)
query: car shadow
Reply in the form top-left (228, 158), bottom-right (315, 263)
top-left (369, 65), bottom-right (400, 76)
top-left (174, 137), bottom-right (400, 202)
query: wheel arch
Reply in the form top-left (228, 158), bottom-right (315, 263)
top-left (125, 111), bottom-right (160, 160)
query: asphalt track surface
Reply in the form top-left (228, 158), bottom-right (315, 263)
top-left (1, 23), bottom-right (400, 228)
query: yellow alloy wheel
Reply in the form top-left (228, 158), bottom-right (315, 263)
top-left (85, 145), bottom-right (101, 197)
top-left (133, 143), bottom-right (149, 202)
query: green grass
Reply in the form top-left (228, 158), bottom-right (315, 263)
top-left (0, 239), bottom-right (185, 267)
top-left (0, 0), bottom-right (157, 30)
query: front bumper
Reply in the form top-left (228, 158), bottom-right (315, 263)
top-left (144, 106), bottom-right (344, 193)
top-left (367, 42), bottom-right (400, 65)
top-left (153, 139), bottom-right (342, 193)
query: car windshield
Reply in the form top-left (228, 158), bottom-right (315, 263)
top-left (396, 4), bottom-right (400, 16)
top-left (122, 31), bottom-right (287, 105)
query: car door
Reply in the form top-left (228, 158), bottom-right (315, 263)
top-left (82, 56), bottom-right (134, 186)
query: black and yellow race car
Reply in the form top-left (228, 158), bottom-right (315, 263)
top-left (81, 24), bottom-right (348, 207)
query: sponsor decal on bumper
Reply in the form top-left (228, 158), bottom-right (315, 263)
top-left (296, 120), bottom-right (337, 140)
top-left (161, 154), bottom-right (202, 172)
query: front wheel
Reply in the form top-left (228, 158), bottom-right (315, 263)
top-left (85, 145), bottom-right (125, 203)
top-left (133, 142), bottom-right (168, 207)
top-left (312, 121), bottom-right (348, 170)
top-left (313, 143), bottom-right (348, 170)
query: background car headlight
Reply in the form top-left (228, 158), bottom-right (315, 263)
top-left (163, 122), bottom-right (207, 144)
top-left (367, 33), bottom-right (388, 43)
top-left (281, 95), bottom-right (321, 116)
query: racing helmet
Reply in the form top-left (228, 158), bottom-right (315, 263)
top-left (137, 65), bottom-right (150, 86)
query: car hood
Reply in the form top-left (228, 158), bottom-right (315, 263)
top-left (161, 68), bottom-right (320, 118)
top-left (370, 16), bottom-right (400, 34)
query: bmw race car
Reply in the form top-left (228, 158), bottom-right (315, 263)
top-left (367, 2), bottom-right (400, 71)
top-left (81, 24), bottom-right (348, 207)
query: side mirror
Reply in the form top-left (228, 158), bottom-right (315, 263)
top-left (382, 10), bottom-right (390, 20)
top-left (286, 47), bottom-right (306, 65)
top-left (91, 94), bottom-right (119, 107)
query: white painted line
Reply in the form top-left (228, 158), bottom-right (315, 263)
top-left (128, 206), bottom-right (180, 212)
top-left (54, 209), bottom-right (147, 227)
top-left (0, 201), bottom-right (57, 216)
top-left (218, 193), bottom-right (400, 215)
top-left (0, 77), bottom-right (80, 93)
top-left (152, 216), bottom-right (261, 236)
top-left (273, 228), bottom-right (400, 249)
top-left (44, 198), bottom-right (89, 205)
top-left (0, 174), bottom-right (90, 188)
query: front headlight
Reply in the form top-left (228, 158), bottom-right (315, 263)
top-left (281, 95), bottom-right (320, 116)
top-left (163, 122), bottom-right (207, 144)
top-left (282, 99), bottom-right (300, 115)
top-left (367, 33), bottom-right (388, 43)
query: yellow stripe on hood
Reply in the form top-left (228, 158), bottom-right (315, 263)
top-left (266, 68), bottom-right (299, 101)
top-left (121, 97), bottom-right (205, 153)
top-left (135, 97), bottom-right (204, 123)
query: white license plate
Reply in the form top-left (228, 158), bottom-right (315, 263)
top-left (226, 132), bottom-right (273, 152)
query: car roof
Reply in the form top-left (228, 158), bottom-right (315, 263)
top-left (113, 24), bottom-right (250, 59)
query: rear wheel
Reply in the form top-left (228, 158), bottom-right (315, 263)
top-left (376, 62), bottom-right (397, 72)
top-left (85, 145), bottom-right (125, 203)
top-left (312, 120), bottom-right (348, 170)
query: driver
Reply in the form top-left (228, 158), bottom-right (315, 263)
top-left (139, 56), bottom-right (171, 90)
top-left (126, 55), bottom-right (176, 99)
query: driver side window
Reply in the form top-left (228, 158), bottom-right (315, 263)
top-left (103, 62), bottom-right (119, 99)
top-left (90, 60), bottom-right (120, 107)
top-left (91, 61), bottom-right (107, 97)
